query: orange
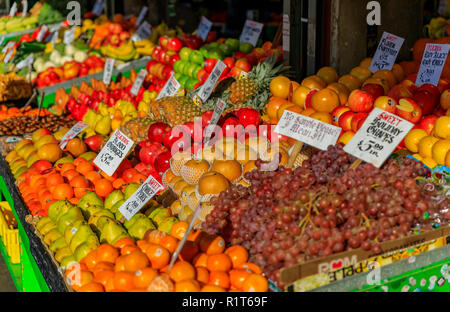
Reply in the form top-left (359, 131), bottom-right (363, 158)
top-left (62, 169), bottom-right (79, 182)
top-left (144, 244), bottom-right (170, 269)
top-left (97, 244), bottom-right (119, 264)
top-left (93, 262), bottom-right (115, 277)
top-left (404, 129), bottom-right (428, 153)
top-left (113, 271), bottom-right (135, 291)
top-left (310, 112), bottom-right (332, 124)
top-left (207, 254), bottom-right (232, 272)
top-left (193, 253), bottom-right (208, 268)
top-left (292, 86), bottom-right (311, 108)
top-left (350, 66), bottom-right (372, 83)
top-left (432, 140), bottom-right (450, 165)
top-left (147, 274), bottom-right (174, 292)
top-left (77, 282), bottom-right (105, 292)
top-left (69, 270), bottom-right (94, 292)
top-left (132, 173), bottom-right (147, 184)
top-left (94, 179), bottom-right (114, 198)
top-left (316, 66), bottom-right (338, 85)
top-left (269, 76), bottom-right (291, 99)
top-left (196, 267), bottom-right (209, 285)
top-left (101, 170), bottom-right (118, 182)
top-left (112, 178), bottom-right (127, 190)
top-left (81, 249), bottom-right (98, 271)
top-left (311, 88), bottom-right (339, 113)
top-left (338, 74), bottom-right (361, 91)
top-left (175, 279), bottom-right (201, 292)
top-left (276, 103), bottom-right (302, 121)
top-left (200, 285), bottom-right (226, 292)
top-left (242, 274), bottom-right (268, 292)
top-left (159, 235), bottom-right (179, 254)
top-left (68, 197), bottom-right (79, 205)
top-left (129, 288), bottom-right (148, 292)
top-left (133, 267), bottom-right (157, 288)
top-left (301, 108), bottom-right (316, 117)
top-left (114, 255), bottom-right (128, 272)
top-left (170, 221), bottom-right (188, 240)
top-left (46, 173), bottom-right (64, 188)
top-left (74, 187), bottom-right (92, 199)
top-left (229, 269), bottom-right (251, 290)
top-left (121, 245), bottom-right (139, 256)
top-left (265, 97), bottom-right (289, 120)
top-left (208, 271), bottom-right (230, 289)
top-left (238, 262), bottom-right (263, 274)
top-left (124, 250), bottom-right (149, 272)
top-left (59, 163), bottom-right (76, 174)
top-left (145, 230), bottom-right (167, 245)
top-left (225, 245), bottom-right (249, 268)
top-left (434, 116), bottom-right (450, 139)
top-left (85, 171), bottom-right (101, 184)
top-left (52, 183), bottom-right (74, 200)
top-left (37, 143), bottom-right (62, 163)
top-left (169, 261), bottom-right (196, 283)
top-left (301, 75), bottom-right (326, 90)
top-left (76, 162), bottom-right (94, 175)
top-left (69, 175), bottom-right (89, 188)
top-left (418, 136), bottom-right (439, 159)
top-left (200, 235), bottom-right (225, 255)
top-left (73, 157), bottom-right (87, 167)
top-left (114, 237), bottom-right (136, 250)
top-left (327, 82), bottom-right (349, 105)
top-left (94, 270), bottom-right (115, 286)
top-left (372, 70), bottom-right (397, 88)
top-left (360, 57), bottom-right (373, 69)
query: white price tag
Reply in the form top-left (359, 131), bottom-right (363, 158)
top-left (2, 41), bottom-right (14, 54)
top-left (118, 175), bottom-right (163, 220)
top-left (156, 73), bottom-right (180, 100)
top-left (37, 25), bottom-right (48, 42)
top-left (136, 6), bottom-right (148, 26)
top-left (63, 26), bottom-right (75, 45)
top-left (369, 32), bottom-right (405, 73)
top-left (92, 0), bottom-right (104, 16)
top-left (240, 20), bottom-right (264, 46)
top-left (9, 2), bottom-right (17, 16)
top-left (416, 43), bottom-right (450, 87)
top-left (282, 14), bottom-right (290, 52)
top-left (103, 58), bottom-right (115, 85)
top-left (344, 108), bottom-right (414, 168)
top-left (4, 47), bottom-right (14, 63)
top-left (58, 121), bottom-right (88, 149)
top-left (21, 0), bottom-right (28, 16)
top-left (132, 21), bottom-right (152, 42)
top-left (204, 99), bottom-right (226, 144)
top-left (130, 69), bottom-right (147, 96)
top-left (197, 16), bottom-right (213, 41)
top-left (274, 110), bottom-right (341, 151)
top-left (16, 53), bottom-right (33, 70)
top-left (93, 129), bottom-right (135, 177)
top-left (195, 60), bottom-right (226, 103)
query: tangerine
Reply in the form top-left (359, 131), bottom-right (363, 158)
top-left (169, 261), bottom-right (196, 283)
top-left (208, 271), bottom-right (230, 289)
top-left (159, 235), bottom-right (179, 254)
top-left (94, 270), bottom-right (115, 286)
top-left (229, 269), bottom-right (251, 290)
top-left (242, 274), bottom-right (268, 292)
top-left (85, 171), bottom-right (101, 185)
top-left (97, 244), bottom-right (119, 264)
top-left (70, 175), bottom-right (89, 188)
top-left (144, 244), bottom-right (170, 269)
top-left (124, 250), bottom-right (149, 272)
top-left (121, 244), bottom-right (139, 256)
top-left (52, 184), bottom-right (74, 200)
top-left (170, 221), bottom-right (188, 240)
top-left (114, 255), bottom-right (128, 272)
top-left (199, 235), bottom-right (226, 255)
top-left (196, 267), bottom-right (209, 285)
top-left (113, 271), bottom-right (135, 291)
top-left (207, 254), bottom-right (232, 272)
top-left (77, 282), bottom-right (105, 292)
top-left (94, 179), bottom-right (114, 198)
top-left (76, 162), bottom-right (94, 175)
top-left (200, 285), bottom-right (225, 292)
top-left (62, 169), bottom-right (79, 182)
top-left (193, 253), bottom-right (208, 268)
top-left (46, 173), bottom-right (64, 188)
top-left (175, 279), bottom-right (201, 292)
top-left (113, 237), bottom-right (136, 250)
top-left (81, 249), bottom-right (98, 271)
top-left (133, 267), bottom-right (157, 289)
top-left (238, 262), bottom-right (263, 274)
top-left (147, 274), bottom-right (174, 292)
top-left (225, 245), bottom-right (249, 268)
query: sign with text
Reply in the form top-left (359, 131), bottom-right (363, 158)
top-left (416, 43), bottom-right (450, 87)
top-left (9, 2), bottom-right (17, 17)
top-left (22, 0), bottom-right (28, 16)
top-left (92, 0), bottom-right (104, 16)
top-left (283, 14), bottom-right (290, 52)
top-left (16, 53), bottom-right (33, 70)
top-left (193, 60), bottom-right (226, 105)
top-left (197, 16), bottom-right (213, 41)
top-left (156, 73), bottom-right (180, 100)
top-left (103, 58), bottom-right (115, 85)
top-left (132, 21), bottom-right (152, 42)
top-left (37, 25), bottom-right (48, 42)
top-left (136, 6), bottom-right (148, 26)
top-left (2, 41), bottom-right (13, 53)
top-left (204, 99), bottom-right (226, 144)
top-left (369, 32), bottom-right (404, 72)
top-left (130, 69), bottom-right (147, 96)
top-left (58, 121), bottom-right (88, 149)
top-left (4, 47), bottom-right (14, 63)
top-left (240, 20), bottom-right (264, 46)
top-left (63, 26), bottom-right (75, 45)
top-left (344, 108), bottom-right (414, 168)
top-left (94, 129), bottom-right (134, 177)
top-left (119, 175), bottom-right (163, 220)
top-left (274, 111), bottom-right (341, 151)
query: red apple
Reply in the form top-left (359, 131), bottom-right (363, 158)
top-left (396, 98), bottom-right (423, 123)
top-left (374, 96), bottom-right (397, 114)
top-left (348, 90), bottom-right (374, 113)
top-left (406, 74), bottom-right (418, 82)
top-left (235, 59), bottom-right (251, 73)
top-left (204, 58), bottom-right (217, 73)
top-left (331, 106), bottom-right (351, 126)
top-left (162, 125), bottom-right (191, 152)
top-left (202, 110), bottom-right (214, 127)
top-left (418, 84), bottom-right (440, 99)
top-left (351, 113), bottom-right (368, 132)
top-left (338, 111), bottom-right (356, 132)
top-left (182, 120), bottom-right (203, 143)
top-left (139, 141), bottom-right (165, 167)
top-left (159, 36), bottom-right (169, 49)
top-left (223, 57), bottom-right (235, 69)
top-left (413, 90), bottom-right (437, 115)
top-left (221, 117), bottom-right (244, 138)
top-left (30, 160), bottom-right (52, 174)
top-left (197, 68), bottom-right (208, 82)
top-left (230, 66), bottom-right (243, 78)
top-left (419, 115), bottom-right (438, 135)
top-left (234, 108), bottom-right (260, 128)
top-left (167, 38), bottom-right (183, 52)
top-left (387, 84), bottom-right (413, 102)
top-left (361, 83), bottom-right (385, 99)
top-left (148, 122), bottom-right (171, 143)
top-left (84, 135), bottom-right (104, 152)
top-left (400, 79), bottom-right (419, 94)
top-left (154, 151), bottom-right (172, 176)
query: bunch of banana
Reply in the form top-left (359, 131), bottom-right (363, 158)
top-left (135, 40), bottom-right (155, 56)
top-left (100, 41), bottom-right (137, 62)
top-left (424, 17), bottom-right (450, 39)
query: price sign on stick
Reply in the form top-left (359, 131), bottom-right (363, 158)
top-left (94, 129), bottom-right (134, 177)
top-left (240, 20), bottom-right (264, 46)
top-left (2, 41), bottom-right (14, 53)
top-left (92, 0), bottom-right (105, 16)
top-left (22, 0), bottom-right (28, 16)
top-left (274, 110), bottom-right (342, 151)
top-left (282, 14), bottom-right (290, 52)
top-left (369, 32), bottom-right (404, 72)
top-left (132, 21), bottom-right (152, 42)
top-left (64, 26), bottom-right (76, 45)
top-left (130, 69), bottom-right (147, 96)
top-left (192, 60), bottom-right (226, 105)
top-left (37, 25), bottom-right (48, 42)
top-left (136, 6), bottom-right (148, 26)
top-left (103, 58), bottom-right (115, 85)
top-left (118, 175), bottom-right (163, 220)
top-left (16, 53), bottom-right (33, 70)
top-left (204, 99), bottom-right (226, 145)
top-left (4, 47), bottom-right (14, 63)
top-left (156, 73), bottom-right (181, 100)
top-left (58, 121), bottom-right (88, 149)
top-left (9, 2), bottom-right (17, 16)
top-left (415, 43), bottom-right (450, 87)
top-left (344, 108), bottom-right (414, 168)
top-left (197, 16), bottom-right (213, 41)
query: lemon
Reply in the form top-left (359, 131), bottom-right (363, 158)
top-left (434, 116), bottom-right (450, 139)
top-left (404, 129), bottom-right (428, 153)
top-left (418, 136), bottom-right (439, 159)
top-left (431, 139), bottom-right (450, 165)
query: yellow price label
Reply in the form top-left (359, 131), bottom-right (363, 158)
top-left (239, 71), bottom-right (248, 80)
top-left (192, 94), bottom-right (203, 107)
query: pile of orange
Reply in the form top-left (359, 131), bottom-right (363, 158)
top-left (0, 105), bottom-right (52, 121)
top-left (68, 222), bottom-right (268, 292)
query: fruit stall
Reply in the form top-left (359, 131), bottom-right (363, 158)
top-left (0, 0), bottom-right (448, 294)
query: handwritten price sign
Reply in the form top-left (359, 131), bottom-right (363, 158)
top-left (344, 108), bottom-right (414, 168)
top-left (59, 122), bottom-right (88, 149)
top-left (416, 43), bottom-right (450, 87)
top-left (63, 26), bottom-right (76, 45)
top-left (197, 16), bottom-right (213, 41)
top-left (93, 129), bottom-right (134, 177)
top-left (369, 32), bottom-right (404, 72)
top-left (92, 0), bottom-right (105, 16)
top-left (240, 20), bottom-right (264, 46)
top-left (132, 21), bottom-right (152, 42)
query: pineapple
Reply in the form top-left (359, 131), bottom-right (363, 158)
top-left (120, 117), bottom-right (154, 143)
top-left (149, 96), bottom-right (203, 127)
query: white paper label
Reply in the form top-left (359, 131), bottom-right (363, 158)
top-left (58, 121), bottom-right (88, 149)
top-left (9, 2), bottom-right (17, 16)
top-left (197, 16), bottom-right (213, 41)
top-left (194, 60), bottom-right (226, 104)
top-left (240, 20), bottom-right (264, 46)
top-left (369, 32), bottom-right (405, 72)
top-left (344, 108), bottom-right (414, 168)
top-left (274, 110), bottom-right (341, 151)
top-left (93, 129), bottom-right (135, 177)
top-left (156, 73), bottom-right (180, 100)
top-left (92, 0), bottom-right (104, 16)
top-left (63, 26), bottom-right (75, 45)
top-left (118, 175), bottom-right (163, 220)
top-left (36, 25), bottom-right (48, 42)
top-left (22, 0), bottom-right (28, 16)
top-left (132, 21), bottom-right (152, 42)
top-left (103, 58), bottom-right (115, 85)
top-left (204, 99), bottom-right (226, 144)
top-left (282, 14), bottom-right (290, 52)
top-left (2, 41), bottom-right (14, 54)
top-left (130, 69), bottom-right (147, 96)
top-left (16, 53), bottom-right (33, 70)
top-left (4, 47), bottom-right (14, 63)
top-left (136, 6), bottom-right (148, 26)
top-left (416, 43), bottom-right (450, 87)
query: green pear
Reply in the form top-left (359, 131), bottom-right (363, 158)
top-left (55, 247), bottom-right (73, 263)
top-left (36, 217), bottom-right (52, 232)
top-left (60, 256), bottom-right (77, 271)
top-left (69, 225), bottom-right (96, 252)
top-left (100, 219), bottom-right (128, 244)
top-left (158, 217), bottom-right (178, 234)
top-left (114, 209), bottom-right (124, 221)
top-left (44, 229), bottom-right (62, 246)
top-left (79, 152), bottom-right (97, 162)
top-left (54, 156), bottom-right (74, 167)
top-left (128, 217), bottom-right (156, 240)
top-left (85, 205), bottom-right (107, 220)
top-left (149, 208), bottom-right (171, 226)
top-left (74, 239), bottom-right (99, 262)
top-left (13, 166), bottom-right (28, 179)
top-left (124, 213), bottom-right (146, 230)
top-left (88, 209), bottom-right (114, 233)
top-left (78, 192), bottom-right (104, 211)
top-left (64, 220), bottom-right (85, 245)
top-left (40, 220), bottom-right (57, 236)
top-left (95, 115), bottom-right (111, 136)
top-left (110, 199), bottom-right (125, 214)
top-left (26, 152), bottom-right (40, 168)
top-left (57, 207), bottom-right (84, 233)
top-left (124, 183), bottom-right (140, 200)
top-left (95, 216), bottom-right (115, 233)
top-left (48, 200), bottom-right (75, 222)
top-left (49, 236), bottom-right (68, 253)
top-left (104, 190), bottom-right (124, 211)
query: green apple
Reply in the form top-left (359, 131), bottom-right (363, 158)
top-left (209, 42), bottom-right (219, 49)
top-left (208, 48), bottom-right (224, 60)
top-left (219, 43), bottom-right (232, 57)
top-left (189, 50), bottom-right (205, 65)
top-left (239, 42), bottom-right (254, 54)
top-left (225, 38), bottom-right (240, 52)
top-left (177, 75), bottom-right (189, 88)
top-left (174, 72), bottom-right (183, 81)
top-left (173, 60), bottom-right (183, 73)
top-left (179, 47), bottom-right (192, 61)
top-left (185, 78), bottom-right (199, 91)
top-left (200, 46), bottom-right (210, 58)
top-left (186, 63), bottom-right (199, 78)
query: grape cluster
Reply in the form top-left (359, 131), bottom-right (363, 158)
top-left (201, 144), bottom-right (450, 290)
